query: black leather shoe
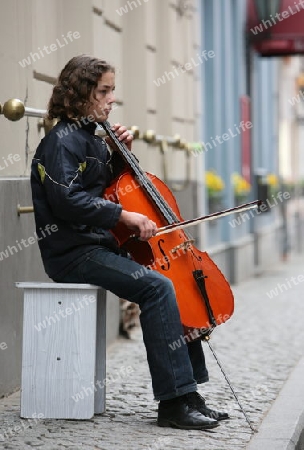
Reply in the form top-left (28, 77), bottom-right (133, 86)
top-left (185, 392), bottom-right (229, 421)
top-left (157, 396), bottom-right (219, 430)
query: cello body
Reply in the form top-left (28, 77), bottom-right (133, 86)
top-left (104, 171), bottom-right (234, 336)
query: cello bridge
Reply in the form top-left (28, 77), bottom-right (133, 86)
top-left (171, 239), bottom-right (194, 254)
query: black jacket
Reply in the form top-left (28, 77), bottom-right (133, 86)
top-left (31, 120), bottom-right (125, 279)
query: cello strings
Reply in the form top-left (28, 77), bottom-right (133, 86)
top-left (100, 121), bottom-right (185, 227)
top-left (100, 121), bottom-right (172, 220)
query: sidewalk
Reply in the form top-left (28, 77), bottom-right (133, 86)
top-left (1, 253), bottom-right (304, 450)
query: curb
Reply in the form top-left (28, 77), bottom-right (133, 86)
top-left (246, 355), bottom-right (304, 450)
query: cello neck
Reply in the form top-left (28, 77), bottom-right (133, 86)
top-left (99, 121), bottom-right (181, 226)
top-left (100, 121), bottom-right (144, 176)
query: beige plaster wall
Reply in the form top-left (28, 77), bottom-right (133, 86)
top-left (0, 0), bottom-right (202, 181)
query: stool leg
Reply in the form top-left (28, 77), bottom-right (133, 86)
top-left (94, 289), bottom-right (107, 414)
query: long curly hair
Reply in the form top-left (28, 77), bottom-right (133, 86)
top-left (47, 55), bottom-right (115, 121)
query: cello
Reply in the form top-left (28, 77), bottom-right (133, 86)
top-left (101, 120), bottom-right (234, 340)
top-left (102, 120), bottom-right (259, 432)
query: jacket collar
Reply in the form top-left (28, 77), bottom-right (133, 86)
top-left (61, 118), bottom-right (97, 135)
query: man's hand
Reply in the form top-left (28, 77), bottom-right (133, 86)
top-left (119, 210), bottom-right (158, 241)
top-left (105, 123), bottom-right (133, 151)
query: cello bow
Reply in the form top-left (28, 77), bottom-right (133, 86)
top-left (155, 200), bottom-right (261, 236)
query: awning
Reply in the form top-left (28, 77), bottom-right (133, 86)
top-left (247, 0), bottom-right (304, 56)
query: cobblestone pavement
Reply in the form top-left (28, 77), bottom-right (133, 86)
top-left (1, 254), bottom-right (304, 450)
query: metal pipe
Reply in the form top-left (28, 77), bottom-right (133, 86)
top-left (24, 106), bottom-right (47, 118)
top-left (170, 147), bottom-right (192, 192)
top-left (0, 99), bottom-right (204, 151)
top-left (17, 204), bottom-right (34, 215)
top-left (0, 99), bottom-right (47, 121)
top-left (2, 99), bottom-right (205, 203)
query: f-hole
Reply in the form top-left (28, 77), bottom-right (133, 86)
top-left (157, 239), bottom-right (170, 270)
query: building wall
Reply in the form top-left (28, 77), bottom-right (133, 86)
top-left (200, 0), bottom-right (283, 282)
top-left (0, 0), bottom-right (202, 396)
top-left (278, 57), bottom-right (304, 183)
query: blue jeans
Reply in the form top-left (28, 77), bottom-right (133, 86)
top-left (53, 247), bottom-right (208, 401)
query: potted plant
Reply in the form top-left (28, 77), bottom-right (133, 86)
top-left (205, 170), bottom-right (225, 213)
top-left (231, 173), bottom-right (251, 206)
top-left (267, 173), bottom-right (279, 196)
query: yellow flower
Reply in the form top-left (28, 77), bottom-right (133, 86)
top-left (231, 173), bottom-right (251, 196)
top-left (205, 170), bottom-right (225, 196)
top-left (267, 174), bottom-right (278, 187)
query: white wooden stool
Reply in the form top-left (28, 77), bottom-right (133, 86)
top-left (16, 282), bottom-right (107, 419)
